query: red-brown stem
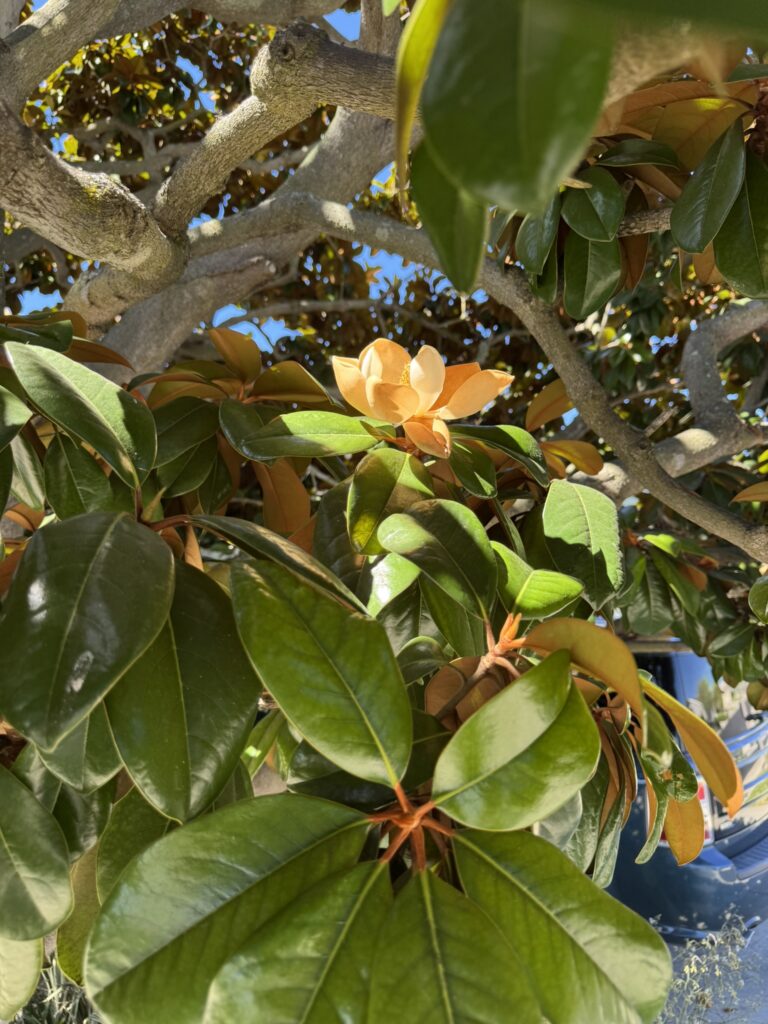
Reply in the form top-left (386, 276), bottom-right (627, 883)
top-left (484, 618), bottom-right (496, 652)
top-left (393, 782), bottom-right (412, 815)
top-left (414, 799), bottom-right (436, 821)
top-left (381, 827), bottom-right (410, 864)
top-left (410, 826), bottom-right (427, 871)
top-left (422, 816), bottom-right (454, 838)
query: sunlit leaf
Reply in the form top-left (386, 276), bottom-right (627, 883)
top-left (432, 651), bottom-right (600, 829)
top-left (231, 560), bottom-right (412, 787)
top-left (0, 513), bottom-right (174, 749)
top-left (455, 829), bottom-right (672, 1024)
top-left (6, 343), bottom-right (155, 487)
top-left (85, 795), bottom-right (369, 1024)
top-left (368, 871), bottom-right (540, 1023)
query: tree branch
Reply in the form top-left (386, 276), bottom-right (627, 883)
top-left (681, 300), bottom-right (768, 428)
top-left (0, 99), bottom-right (183, 282)
top-left (618, 206), bottom-right (672, 236)
top-left (273, 195), bottom-right (768, 561)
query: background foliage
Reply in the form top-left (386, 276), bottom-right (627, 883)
top-left (2, 1), bottom-right (768, 1022)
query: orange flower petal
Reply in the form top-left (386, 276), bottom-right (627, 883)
top-left (410, 345), bottom-right (446, 414)
top-left (365, 377), bottom-right (421, 424)
top-left (436, 369), bottom-right (513, 420)
top-left (332, 356), bottom-right (375, 416)
top-left (403, 416), bottom-right (452, 458)
top-left (433, 363), bottom-right (481, 408)
top-left (359, 338), bottom-right (410, 384)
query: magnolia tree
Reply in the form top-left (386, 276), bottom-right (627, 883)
top-left (2, 0), bottom-right (768, 1021)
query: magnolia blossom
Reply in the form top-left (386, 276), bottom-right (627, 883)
top-left (332, 339), bottom-right (512, 457)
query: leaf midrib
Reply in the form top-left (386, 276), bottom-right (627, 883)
top-left (91, 817), bottom-right (366, 997)
top-left (455, 835), bottom-right (635, 1014)
top-left (295, 865), bottom-right (384, 1023)
top-left (272, 572), bottom-right (401, 788)
top-left (421, 875), bottom-right (455, 1024)
top-left (45, 516), bottom-right (122, 739)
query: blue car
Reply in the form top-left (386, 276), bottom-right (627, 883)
top-left (609, 638), bottom-right (768, 940)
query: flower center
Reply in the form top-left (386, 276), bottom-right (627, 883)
top-left (399, 365), bottom-right (411, 386)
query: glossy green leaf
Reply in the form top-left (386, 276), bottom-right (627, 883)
top-left (563, 759), bottom-right (610, 871)
top-left (0, 316), bottom-right (73, 349)
top-left (156, 436), bottom-right (218, 497)
top-left (411, 141), bottom-right (488, 292)
top-left (197, 451), bottom-right (235, 513)
top-left (671, 122), bottom-right (745, 253)
top-left (54, 779), bottom-right (113, 862)
top-left (709, 619), bottom-right (753, 656)
top-left (398, 635), bottom-right (448, 683)
top-left (368, 871), bottom-right (539, 1023)
top-left (96, 788), bottom-right (169, 903)
top-left (420, 576), bottom-right (485, 657)
top-left (0, 764), bottom-right (72, 940)
top-left (0, 384), bottom-right (30, 451)
top-left (534, 791), bottom-right (583, 850)
top-left (378, 499), bottom-right (497, 616)
top-left (597, 138), bottom-right (681, 168)
top-left (516, 192), bottom-right (561, 275)
top-left (0, 445), bottom-right (13, 521)
top-left (222, 409), bottom-right (379, 460)
top-left (231, 560), bottom-right (412, 787)
top-left (421, 0), bottom-right (613, 212)
top-left (85, 795), bottom-right (368, 1024)
top-left (6, 342), bottom-right (155, 487)
top-left (591, 776), bottom-right (625, 888)
top-left (363, 552), bottom-right (421, 617)
top-left (450, 424), bottom-right (548, 486)
top-left (9, 430), bottom-right (45, 508)
top-left (455, 829), bottom-right (672, 1024)
top-left (11, 743), bottom-right (62, 811)
top-left (649, 549), bottom-right (700, 616)
top-left (542, 480), bottom-right (623, 608)
top-left (39, 703), bottom-right (120, 793)
top-left (623, 558), bottom-right (673, 635)
top-left (530, 244), bottom-right (560, 304)
top-left (433, 651), bottom-right (600, 829)
top-left (563, 232), bottom-right (623, 319)
top-left (562, 168), bottom-right (625, 241)
top-left (0, 935), bottom-right (42, 1019)
top-left (395, 0), bottom-right (452, 186)
top-left (0, 512), bottom-right (174, 750)
top-left (242, 710), bottom-right (285, 778)
top-left (204, 862), bottom-right (390, 1024)
top-left (715, 150), bottom-right (768, 297)
top-left (107, 561), bottom-right (259, 821)
top-left (449, 440), bottom-right (497, 497)
top-left (191, 513), bottom-right (365, 612)
top-left (348, 448), bottom-right (433, 556)
top-left (58, 844), bottom-right (100, 985)
top-left (43, 434), bottom-right (114, 519)
top-left (153, 396), bottom-right (219, 465)
top-left (636, 767), bottom-right (670, 865)
top-left (749, 576), bottom-right (768, 623)
top-left (314, 478), bottom-right (363, 593)
top-left (493, 543), bottom-right (583, 618)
